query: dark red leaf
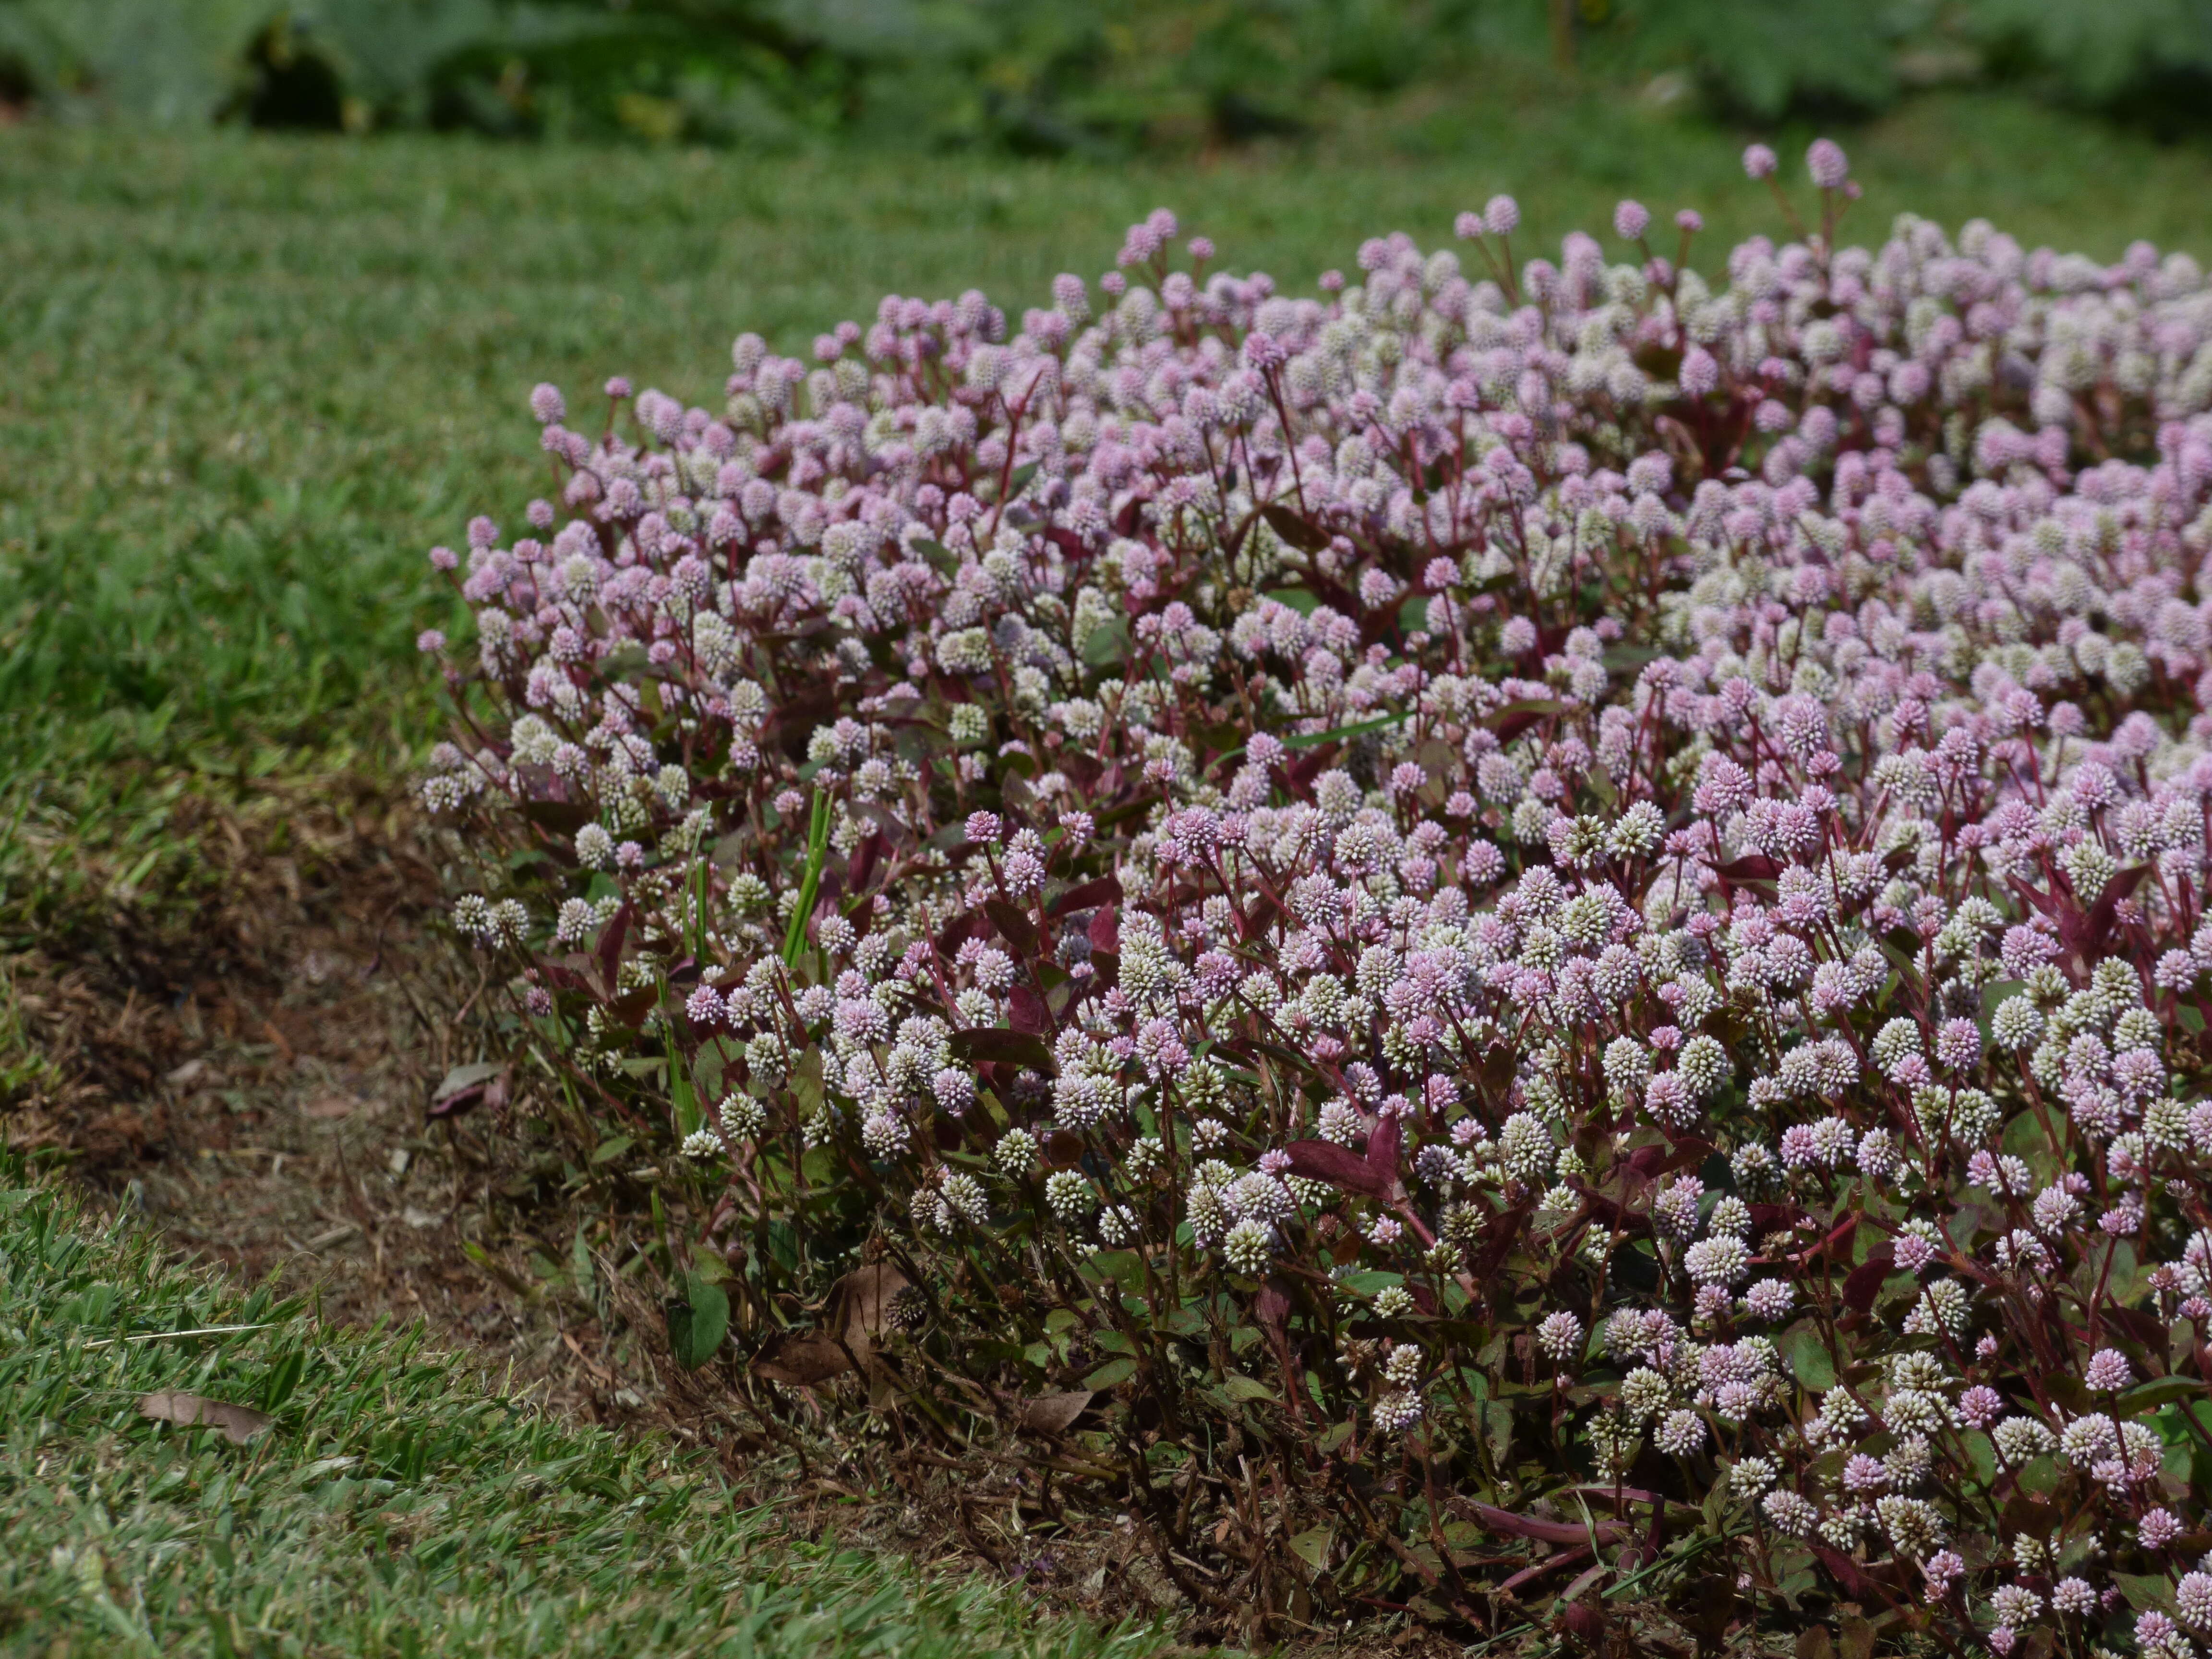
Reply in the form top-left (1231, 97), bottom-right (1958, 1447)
top-left (1254, 1278), bottom-right (1291, 1340)
top-left (1282, 1139), bottom-right (1393, 1198)
top-left (984, 898), bottom-right (1039, 957)
top-left (606, 986), bottom-right (657, 1029)
top-left (1366, 1113), bottom-right (1403, 1191)
top-left (948, 1027), bottom-right (1056, 1074)
top-left (1812, 1544), bottom-right (1894, 1608)
top-left (2073, 864), bottom-right (2150, 961)
top-left (935, 911), bottom-right (988, 959)
top-left (2104, 1303), bottom-right (2168, 1352)
top-left (1747, 1202), bottom-right (1803, 1236)
top-left (522, 798), bottom-right (596, 837)
top-left (846, 831), bottom-right (887, 897)
top-left (1492, 708), bottom-right (1554, 745)
top-left (1008, 983), bottom-right (1049, 1035)
top-left (1841, 1251), bottom-right (1893, 1313)
top-left (1563, 1601), bottom-right (1608, 1647)
top-left (1087, 907), bottom-right (1119, 953)
top-left (595, 902), bottom-right (633, 997)
top-left (1282, 748), bottom-right (1330, 796)
top-left (2006, 873), bottom-right (2061, 918)
top-left (1050, 875), bottom-right (1123, 917)
top-left (1625, 1138), bottom-right (1714, 1181)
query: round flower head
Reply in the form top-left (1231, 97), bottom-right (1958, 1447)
top-left (1743, 143), bottom-right (1778, 179)
top-left (2084, 1348), bottom-right (2132, 1391)
top-left (1537, 1310), bottom-right (1585, 1363)
top-left (1806, 138), bottom-right (1850, 189)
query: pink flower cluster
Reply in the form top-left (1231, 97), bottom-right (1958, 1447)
top-left (421, 141), bottom-right (2212, 1638)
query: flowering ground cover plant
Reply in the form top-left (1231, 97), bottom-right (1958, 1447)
top-left (417, 141), bottom-right (2212, 1645)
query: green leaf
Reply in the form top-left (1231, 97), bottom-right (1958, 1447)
top-left (1282, 711), bottom-right (1410, 750)
top-left (1340, 1270), bottom-right (1404, 1294)
top-left (1081, 618), bottom-right (1129, 667)
top-left (2120, 1376), bottom-right (2209, 1413)
top-left (1262, 586), bottom-right (1320, 615)
top-left (1481, 1397), bottom-right (1513, 1464)
top-left (666, 1027), bottom-right (698, 1137)
top-left (911, 537), bottom-right (959, 575)
top-left (1082, 1249), bottom-right (1144, 1291)
top-left (2117, 1573), bottom-right (2176, 1612)
top-left (781, 790), bottom-right (831, 968)
top-left (1082, 1356), bottom-right (1137, 1390)
top-left (589, 1135), bottom-right (634, 1166)
top-left (1779, 1322), bottom-right (1836, 1390)
top-left (666, 1276), bottom-right (729, 1370)
top-left (1288, 1527), bottom-right (1334, 1572)
top-left (569, 1227), bottom-right (596, 1301)
top-left (596, 641), bottom-right (654, 681)
top-left (259, 1348), bottom-right (306, 1413)
top-left (1222, 1375), bottom-right (1278, 1402)
top-left (2016, 1454), bottom-right (2062, 1495)
top-left (1962, 1429), bottom-right (1996, 1484)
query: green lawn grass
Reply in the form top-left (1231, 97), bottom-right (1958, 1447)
top-left (0, 1162), bottom-right (1185, 1658)
top-left (3, 89), bottom-right (2210, 791)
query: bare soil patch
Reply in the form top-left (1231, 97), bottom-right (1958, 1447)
top-left (6, 777), bottom-right (1463, 1649)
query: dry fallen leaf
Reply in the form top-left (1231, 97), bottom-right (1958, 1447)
top-left (750, 1330), bottom-right (853, 1386)
top-left (749, 1263), bottom-right (914, 1388)
top-left (138, 1392), bottom-right (272, 1445)
top-left (831, 1262), bottom-right (909, 1366)
top-left (301, 1096), bottom-right (357, 1120)
top-left (1020, 1390), bottom-right (1092, 1436)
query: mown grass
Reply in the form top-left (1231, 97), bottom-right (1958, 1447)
top-left (3, 90), bottom-right (2210, 791)
top-left (0, 1161), bottom-right (1186, 1658)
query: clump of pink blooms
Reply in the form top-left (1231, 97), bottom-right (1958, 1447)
top-left (420, 140), bottom-right (2212, 1638)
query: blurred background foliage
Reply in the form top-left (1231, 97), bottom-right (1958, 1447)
top-left (0, 0), bottom-right (2208, 152)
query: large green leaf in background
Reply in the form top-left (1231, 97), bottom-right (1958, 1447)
top-left (0, 0), bottom-right (268, 123)
top-left (1602, 0), bottom-right (1911, 117)
top-left (0, 0), bottom-right (2206, 152)
top-left (1965, 0), bottom-right (2212, 103)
